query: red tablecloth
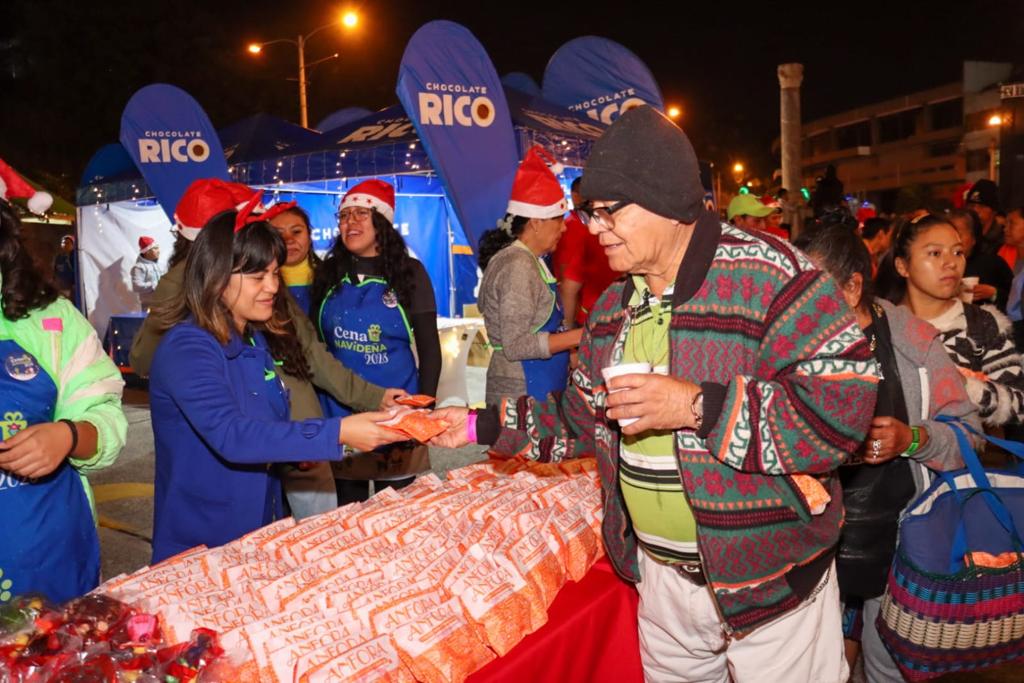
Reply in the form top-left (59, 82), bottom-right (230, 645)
top-left (468, 557), bottom-right (643, 682)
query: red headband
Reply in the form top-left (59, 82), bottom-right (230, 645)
top-left (233, 190), bottom-right (298, 233)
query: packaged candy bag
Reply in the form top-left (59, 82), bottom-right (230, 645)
top-left (507, 510), bottom-right (567, 609)
top-left (392, 598), bottom-right (495, 683)
top-left (257, 612), bottom-right (366, 683)
top-left (302, 634), bottom-right (415, 683)
top-left (368, 587), bottom-right (448, 635)
top-left (445, 544), bottom-right (545, 655)
top-left (550, 505), bottom-right (602, 582)
top-left (394, 394), bottom-right (436, 408)
top-left (377, 410), bottom-right (450, 443)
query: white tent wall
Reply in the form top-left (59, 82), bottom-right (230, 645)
top-left (77, 201), bottom-right (174, 337)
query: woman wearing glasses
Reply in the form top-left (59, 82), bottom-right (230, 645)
top-left (477, 147), bottom-right (583, 405)
top-left (310, 179), bottom-right (440, 503)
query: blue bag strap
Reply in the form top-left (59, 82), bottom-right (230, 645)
top-left (936, 416), bottom-right (1024, 571)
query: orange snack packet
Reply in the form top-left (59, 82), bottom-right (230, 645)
top-left (302, 633), bottom-right (416, 683)
top-left (395, 393), bottom-right (436, 408)
top-left (293, 626), bottom-right (376, 683)
top-left (393, 598), bottom-right (496, 683)
top-left (967, 551), bottom-right (1020, 569)
top-left (296, 525), bottom-right (369, 565)
top-left (258, 611), bottom-right (367, 683)
top-left (377, 409), bottom-right (451, 442)
top-left (445, 545), bottom-right (546, 655)
top-left (347, 575), bottom-right (430, 617)
top-left (259, 556), bottom-right (362, 611)
top-left (552, 505), bottom-right (602, 582)
top-left (369, 586), bottom-right (448, 635)
top-left (507, 510), bottom-right (567, 609)
top-left (792, 474), bottom-right (831, 515)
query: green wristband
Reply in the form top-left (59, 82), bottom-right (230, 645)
top-left (902, 426), bottom-right (921, 457)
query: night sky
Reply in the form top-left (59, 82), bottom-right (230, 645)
top-left (3, 0), bottom-right (1022, 196)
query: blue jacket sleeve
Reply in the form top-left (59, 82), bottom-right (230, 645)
top-left (154, 328), bottom-right (344, 464)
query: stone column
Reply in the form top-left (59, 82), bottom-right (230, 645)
top-left (778, 63), bottom-right (804, 236)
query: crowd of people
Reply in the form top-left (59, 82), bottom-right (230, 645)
top-left (1, 103), bottom-right (1022, 682)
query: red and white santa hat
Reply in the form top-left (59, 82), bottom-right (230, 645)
top-left (506, 145), bottom-right (568, 219)
top-left (173, 178), bottom-right (260, 241)
top-left (339, 179), bottom-right (395, 222)
top-left (0, 158), bottom-right (53, 215)
top-left (138, 236), bottom-right (157, 254)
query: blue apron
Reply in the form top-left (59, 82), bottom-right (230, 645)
top-left (514, 254), bottom-right (571, 400)
top-left (0, 336), bottom-right (99, 604)
top-left (318, 276), bottom-right (418, 417)
top-left (288, 284), bottom-right (313, 317)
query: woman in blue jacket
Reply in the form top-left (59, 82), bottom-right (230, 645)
top-left (148, 201), bottom-right (403, 562)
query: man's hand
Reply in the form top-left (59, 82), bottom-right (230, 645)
top-left (380, 388), bottom-right (409, 410)
top-left (0, 422), bottom-right (73, 479)
top-left (606, 374), bottom-right (702, 436)
top-left (428, 407), bottom-right (471, 448)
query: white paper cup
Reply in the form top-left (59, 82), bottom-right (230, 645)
top-left (961, 276), bottom-right (980, 303)
top-left (602, 362), bottom-right (651, 426)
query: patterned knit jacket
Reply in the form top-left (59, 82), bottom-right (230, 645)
top-left (491, 215), bottom-right (879, 634)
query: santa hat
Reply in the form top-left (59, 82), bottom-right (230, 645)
top-left (0, 158), bottom-right (53, 215)
top-left (138, 236), bottom-right (157, 254)
top-left (174, 178), bottom-right (260, 241)
top-left (506, 146), bottom-right (568, 219)
top-left (340, 179), bottom-right (395, 222)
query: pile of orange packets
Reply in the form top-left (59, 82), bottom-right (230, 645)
top-left (99, 458), bottom-right (604, 683)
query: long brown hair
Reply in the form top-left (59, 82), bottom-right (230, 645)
top-left (0, 199), bottom-right (59, 320)
top-left (152, 211), bottom-right (312, 380)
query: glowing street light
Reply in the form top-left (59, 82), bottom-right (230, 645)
top-left (667, 106), bottom-right (682, 120)
top-left (732, 162), bottom-right (745, 174)
top-left (247, 11), bottom-right (361, 128)
top-left (988, 113), bottom-right (1004, 127)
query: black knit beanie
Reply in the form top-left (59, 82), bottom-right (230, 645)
top-left (581, 106), bottom-right (705, 223)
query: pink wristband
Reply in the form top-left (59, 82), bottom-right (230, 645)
top-left (466, 411), bottom-right (478, 444)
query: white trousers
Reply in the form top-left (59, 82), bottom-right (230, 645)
top-left (637, 550), bottom-right (848, 683)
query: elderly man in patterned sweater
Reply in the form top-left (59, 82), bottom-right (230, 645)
top-left (434, 106), bottom-right (878, 682)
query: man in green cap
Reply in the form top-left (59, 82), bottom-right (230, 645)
top-left (726, 194), bottom-right (775, 233)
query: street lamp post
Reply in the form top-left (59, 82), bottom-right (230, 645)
top-left (248, 12), bottom-right (358, 128)
top-left (988, 113), bottom-right (1005, 182)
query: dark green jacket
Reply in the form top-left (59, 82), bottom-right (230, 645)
top-left (129, 261), bottom-right (385, 417)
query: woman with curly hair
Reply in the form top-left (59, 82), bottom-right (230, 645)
top-left (310, 179), bottom-right (440, 503)
top-left (0, 189), bottom-right (127, 603)
top-left (147, 198), bottom-right (404, 561)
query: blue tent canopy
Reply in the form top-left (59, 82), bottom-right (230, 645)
top-left (77, 94), bottom-right (611, 317)
top-left (220, 113), bottom-right (324, 165)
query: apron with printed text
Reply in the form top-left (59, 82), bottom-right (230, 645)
top-left (319, 276), bottom-right (426, 479)
top-left (0, 333), bottom-right (99, 604)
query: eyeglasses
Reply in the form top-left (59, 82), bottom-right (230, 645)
top-left (337, 207), bottom-right (373, 223)
top-left (577, 200), bottom-right (632, 228)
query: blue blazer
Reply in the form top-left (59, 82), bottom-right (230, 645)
top-left (148, 321), bottom-right (343, 562)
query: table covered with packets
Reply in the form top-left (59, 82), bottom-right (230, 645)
top-left (0, 457), bottom-right (644, 682)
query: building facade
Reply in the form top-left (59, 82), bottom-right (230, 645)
top-left (797, 62), bottom-right (1013, 212)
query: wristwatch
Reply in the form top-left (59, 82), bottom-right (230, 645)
top-left (691, 391), bottom-right (704, 431)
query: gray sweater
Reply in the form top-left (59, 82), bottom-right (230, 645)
top-left (478, 241), bottom-right (555, 405)
top-left (879, 299), bottom-right (979, 494)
